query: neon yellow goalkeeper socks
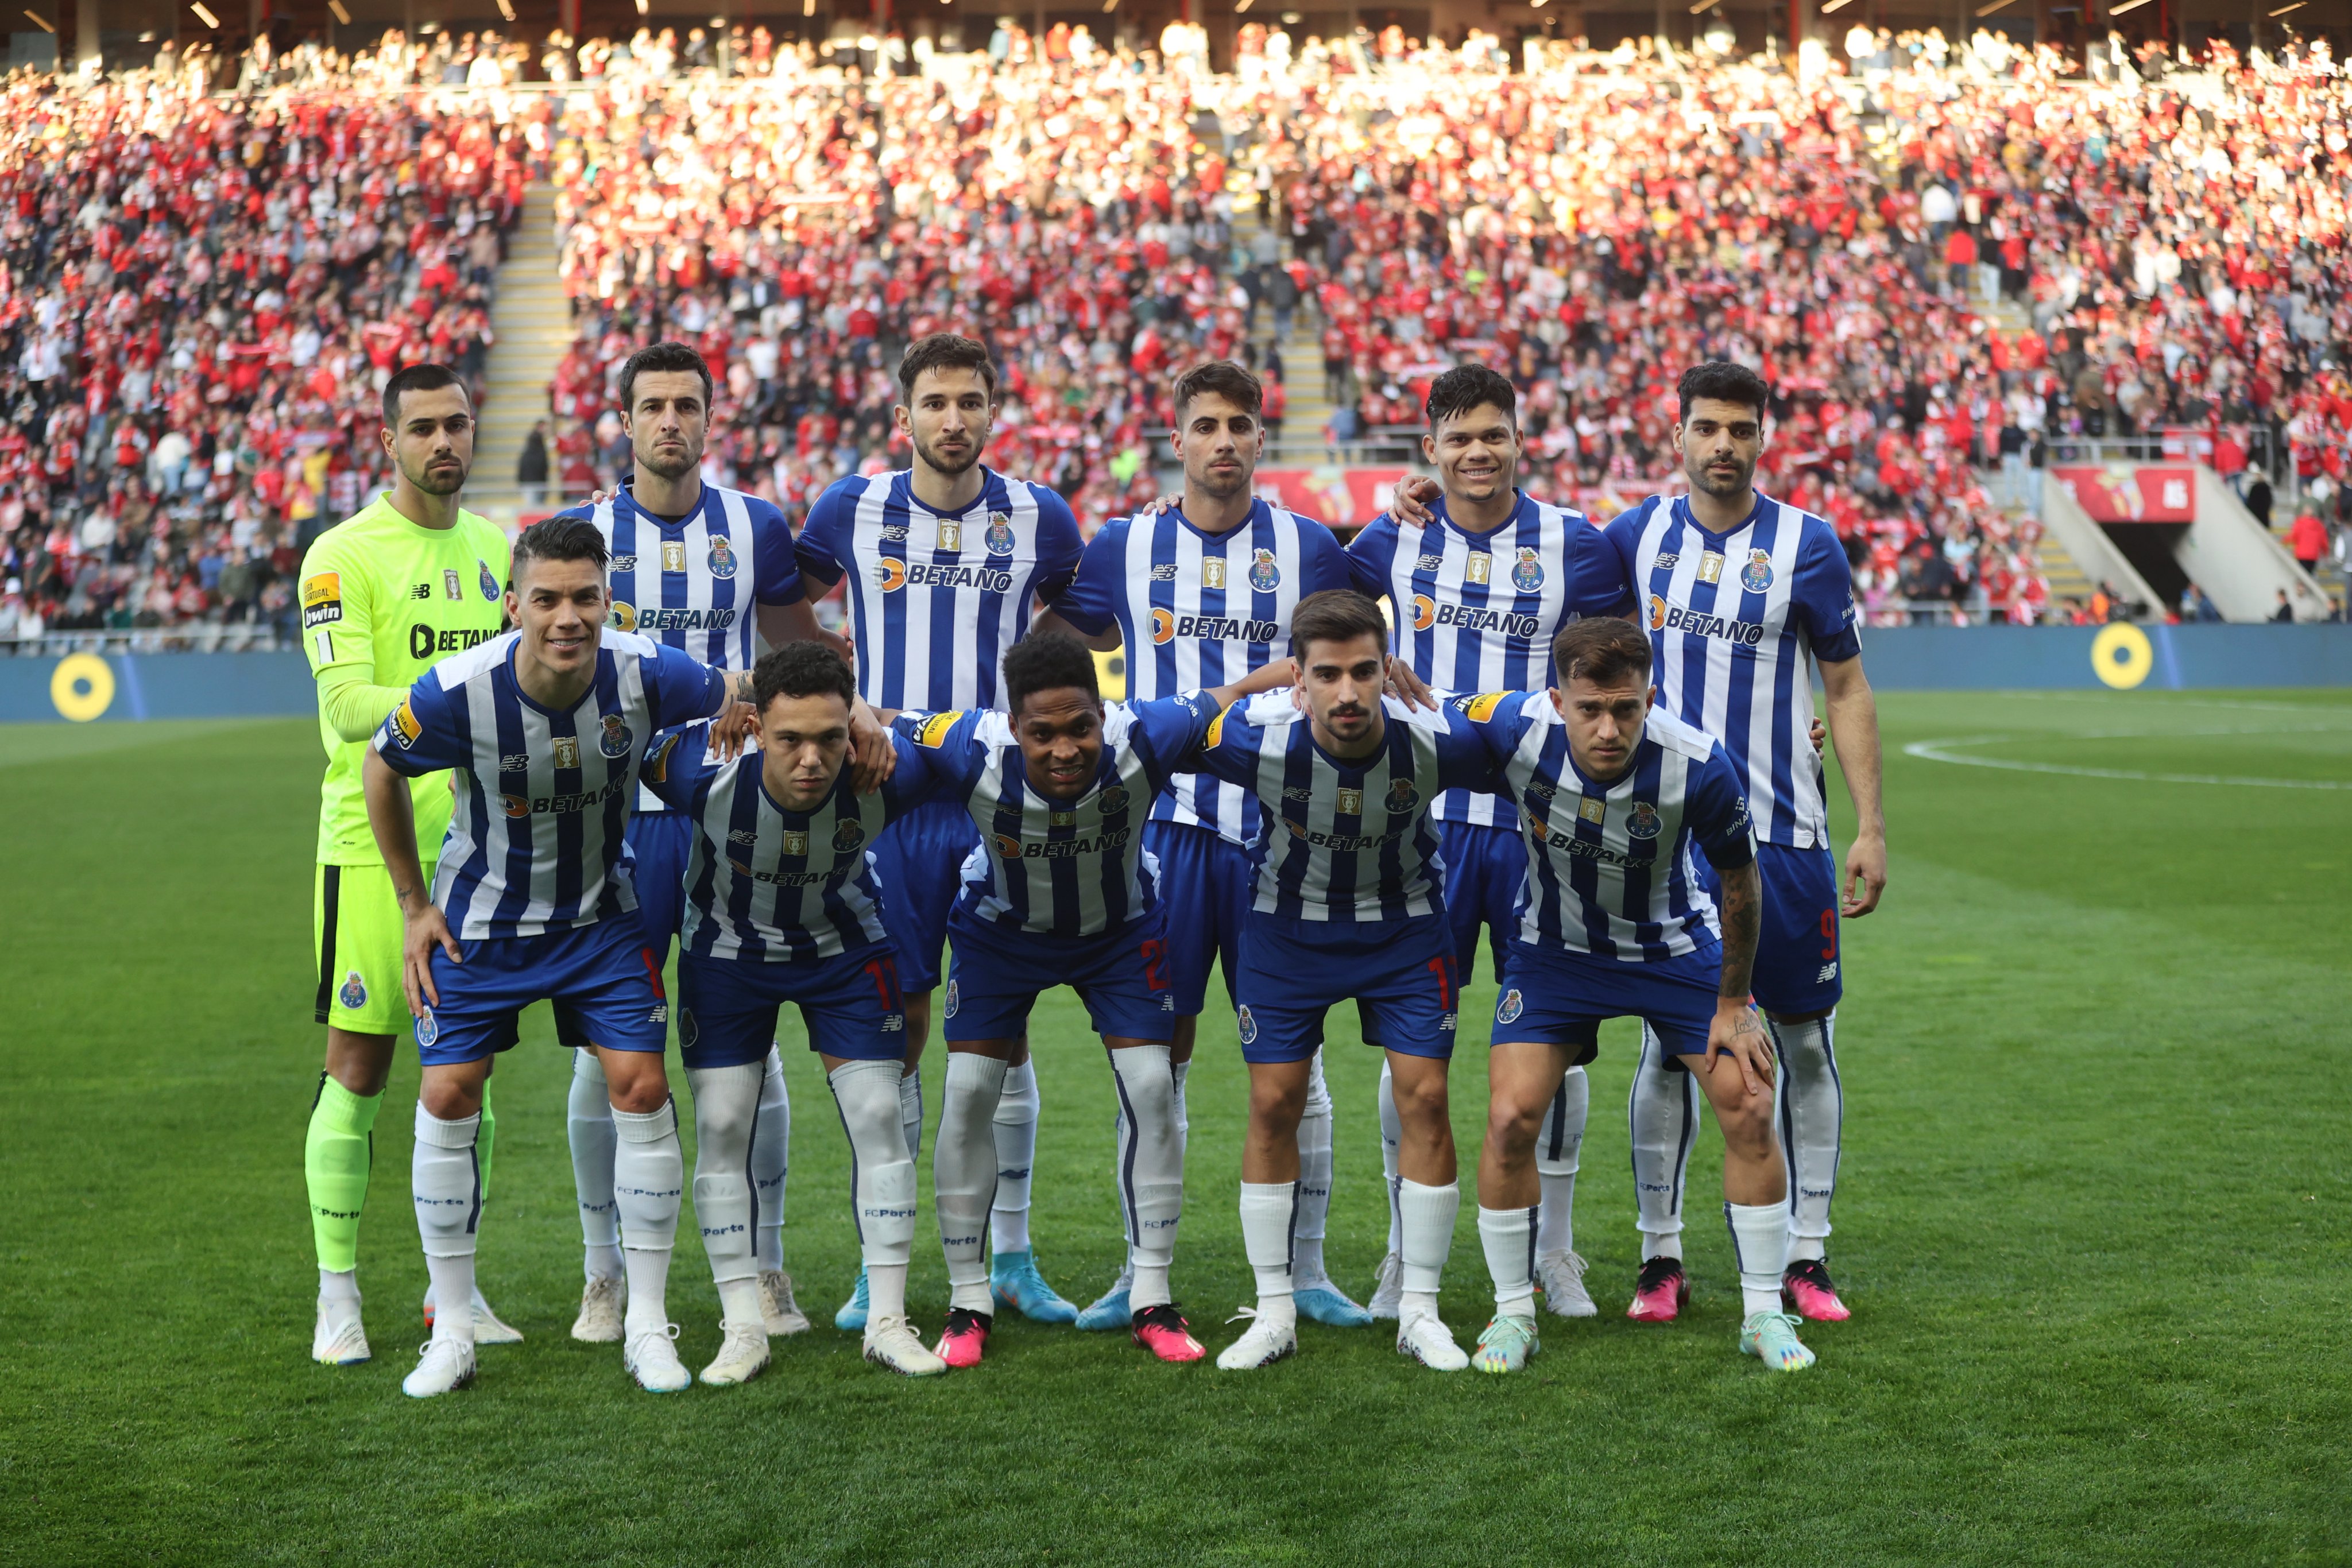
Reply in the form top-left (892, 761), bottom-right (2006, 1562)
top-left (305, 1075), bottom-right (383, 1274)
top-left (477, 1077), bottom-right (496, 1206)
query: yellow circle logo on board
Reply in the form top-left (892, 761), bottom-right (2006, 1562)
top-left (51, 653), bottom-right (114, 722)
top-left (2090, 624), bottom-right (2153, 690)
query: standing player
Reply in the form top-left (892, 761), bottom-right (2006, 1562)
top-left (887, 634), bottom-right (1276, 1366)
top-left (1349, 364), bottom-right (1634, 1324)
top-left (1606, 362), bottom-right (1887, 1325)
top-left (362, 516), bottom-right (751, 1398)
top-left (299, 363), bottom-right (516, 1367)
top-left (1038, 359), bottom-right (1399, 1331)
top-left (1456, 617), bottom-right (1816, 1375)
top-left (1187, 591), bottom-right (1502, 1373)
top-left (557, 341), bottom-right (854, 1349)
top-left (795, 333), bottom-right (1086, 1330)
top-left (639, 641), bottom-right (951, 1380)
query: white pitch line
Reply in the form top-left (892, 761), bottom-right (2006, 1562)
top-left (1904, 733), bottom-right (2352, 791)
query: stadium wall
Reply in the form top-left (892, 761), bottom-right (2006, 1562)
top-left (6, 627), bottom-right (2352, 723)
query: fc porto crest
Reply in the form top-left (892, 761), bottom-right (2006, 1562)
top-left (1740, 548), bottom-right (1774, 593)
top-left (1248, 548), bottom-right (1282, 591)
top-left (678, 1008), bottom-right (699, 1048)
top-left (1626, 802), bottom-right (1663, 840)
top-left (1386, 777), bottom-right (1420, 814)
top-left (943, 979), bottom-right (960, 1019)
top-left (338, 970), bottom-right (368, 1011)
top-left (1512, 547), bottom-right (1545, 592)
top-left (414, 1006), bottom-right (440, 1048)
top-left (1496, 988), bottom-right (1525, 1025)
top-left (707, 536), bottom-right (738, 580)
top-left (985, 512), bottom-right (1015, 555)
top-left (832, 818), bottom-right (867, 852)
top-left (1097, 784), bottom-right (1129, 814)
top-left (598, 713), bottom-right (633, 758)
top-left (478, 559), bottom-right (500, 600)
top-left (1236, 1004), bottom-right (1258, 1045)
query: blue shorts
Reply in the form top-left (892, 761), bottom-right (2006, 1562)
top-left (417, 912), bottom-right (668, 1067)
top-left (1146, 819), bottom-right (1252, 1016)
top-left (872, 799), bottom-right (979, 994)
top-left (1492, 940), bottom-right (1721, 1064)
top-left (1232, 911), bottom-right (1461, 1065)
top-left (1438, 819), bottom-right (1523, 986)
top-left (628, 810), bottom-right (694, 966)
top-left (1700, 840), bottom-right (1844, 1016)
top-left (677, 944), bottom-right (908, 1068)
top-left (942, 911), bottom-right (1175, 1043)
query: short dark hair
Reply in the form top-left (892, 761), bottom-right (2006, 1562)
top-left (1290, 589), bottom-right (1388, 658)
top-left (1426, 363), bottom-right (1517, 428)
top-left (1677, 361), bottom-right (1770, 424)
top-left (619, 341), bottom-right (715, 415)
top-left (512, 515), bottom-right (610, 578)
top-left (382, 363), bottom-right (467, 428)
top-left (1172, 360), bottom-right (1262, 422)
top-left (753, 640), bottom-right (855, 713)
top-left (1552, 617), bottom-right (1653, 688)
top-left (897, 332), bottom-right (999, 402)
top-left (1003, 632), bottom-right (1101, 714)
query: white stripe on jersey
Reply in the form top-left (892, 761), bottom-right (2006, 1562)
top-left (1502, 703), bottom-right (1722, 959)
top-left (1380, 498), bottom-right (1588, 828)
top-left (680, 757), bottom-right (892, 962)
top-left (1628, 494), bottom-right (1829, 847)
top-left (837, 471), bottom-right (1050, 711)
top-left (957, 705), bottom-right (1160, 935)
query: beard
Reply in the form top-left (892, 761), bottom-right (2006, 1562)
top-left (1190, 461), bottom-right (1250, 502)
top-left (636, 446), bottom-right (698, 481)
top-left (405, 456), bottom-right (467, 497)
top-left (1688, 453), bottom-right (1753, 498)
top-left (914, 431), bottom-right (982, 479)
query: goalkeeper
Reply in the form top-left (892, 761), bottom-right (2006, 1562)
top-left (302, 365), bottom-right (516, 1367)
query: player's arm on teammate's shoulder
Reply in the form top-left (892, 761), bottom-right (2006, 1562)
top-left (639, 724), bottom-right (713, 811)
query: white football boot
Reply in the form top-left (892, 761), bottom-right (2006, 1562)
top-left (1367, 1252), bottom-right (1404, 1321)
top-left (759, 1269), bottom-right (811, 1336)
top-left (313, 1297), bottom-right (370, 1366)
top-left (423, 1283), bottom-right (523, 1345)
top-left (571, 1276), bottom-right (626, 1344)
top-left (862, 1315), bottom-right (948, 1376)
top-left (1396, 1306), bottom-right (1470, 1372)
top-left (401, 1338), bottom-right (476, 1399)
top-left (699, 1320), bottom-right (772, 1387)
top-left (1535, 1250), bottom-right (1597, 1318)
top-left (624, 1322), bottom-right (693, 1393)
top-left (1215, 1306), bottom-right (1299, 1371)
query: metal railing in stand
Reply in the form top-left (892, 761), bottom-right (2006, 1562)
top-left (0, 626), bottom-right (292, 656)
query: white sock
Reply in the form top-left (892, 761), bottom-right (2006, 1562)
top-left (752, 1044), bottom-right (790, 1273)
top-left (829, 1058), bottom-right (917, 1325)
top-left (1109, 1044), bottom-right (1183, 1311)
top-left (685, 1059), bottom-right (763, 1312)
top-left (1378, 1059), bottom-right (1403, 1256)
top-left (899, 1064), bottom-right (924, 1167)
top-left (1294, 1050), bottom-right (1335, 1285)
top-left (1630, 1025), bottom-right (1698, 1262)
top-left (1535, 1066), bottom-right (1586, 1256)
top-left (1477, 1204), bottom-right (1538, 1318)
top-left (1397, 1178), bottom-right (1460, 1313)
top-left (1772, 1013), bottom-right (1842, 1264)
top-left (566, 1049), bottom-right (621, 1279)
top-left (934, 1054), bottom-right (1007, 1313)
top-left (1237, 1180), bottom-right (1298, 1316)
top-left (1726, 1200), bottom-right (1792, 1318)
top-left (1172, 1059), bottom-right (1190, 1138)
top-left (990, 1058), bottom-right (1039, 1256)
top-left (319, 1267), bottom-right (359, 1306)
top-left (411, 1105), bottom-right (481, 1345)
top-left (612, 1097), bottom-right (684, 1335)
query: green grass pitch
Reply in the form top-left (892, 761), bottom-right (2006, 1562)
top-left (2, 690), bottom-right (2347, 1565)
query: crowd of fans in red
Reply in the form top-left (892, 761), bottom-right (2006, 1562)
top-left (0, 68), bottom-right (539, 640)
top-left (5, 22), bottom-right (2347, 637)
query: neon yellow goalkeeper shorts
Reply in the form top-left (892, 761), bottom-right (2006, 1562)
top-left (313, 861), bottom-right (430, 1037)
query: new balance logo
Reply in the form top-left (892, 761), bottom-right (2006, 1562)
top-left (409, 582), bottom-right (433, 599)
top-left (1816, 963), bottom-right (1840, 983)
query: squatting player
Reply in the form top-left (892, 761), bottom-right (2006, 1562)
top-left (558, 340), bottom-right (862, 1350)
top-left (1189, 591), bottom-right (1500, 1374)
top-left (362, 516), bottom-right (752, 1399)
top-left (639, 642), bottom-right (951, 1381)
top-left (795, 333), bottom-right (1085, 1330)
top-left (1351, 363), bottom-right (1634, 1323)
top-left (299, 362), bottom-right (517, 1367)
top-left (1038, 359), bottom-right (1418, 1331)
top-left (1456, 617), bottom-right (1815, 1376)
top-left (1607, 362), bottom-right (1886, 1325)
top-left (888, 633), bottom-right (1278, 1367)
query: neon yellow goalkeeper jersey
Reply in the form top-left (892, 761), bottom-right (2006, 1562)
top-left (300, 493), bottom-right (512, 865)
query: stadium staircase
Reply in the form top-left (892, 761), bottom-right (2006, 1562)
top-left (1241, 207), bottom-right (1337, 460)
top-left (470, 184), bottom-right (569, 525)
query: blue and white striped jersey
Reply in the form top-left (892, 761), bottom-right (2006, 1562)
top-left (1457, 690), bottom-right (1755, 961)
top-left (563, 481), bottom-right (802, 812)
top-left (372, 630), bottom-right (728, 939)
top-left (1053, 500), bottom-right (1360, 845)
top-left (1349, 491), bottom-right (1633, 828)
top-left (639, 721), bottom-right (933, 963)
top-left (892, 691), bottom-right (1222, 938)
top-left (1604, 493), bottom-right (1861, 849)
top-left (796, 467), bottom-right (1084, 711)
top-left (1190, 691), bottom-right (1499, 923)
